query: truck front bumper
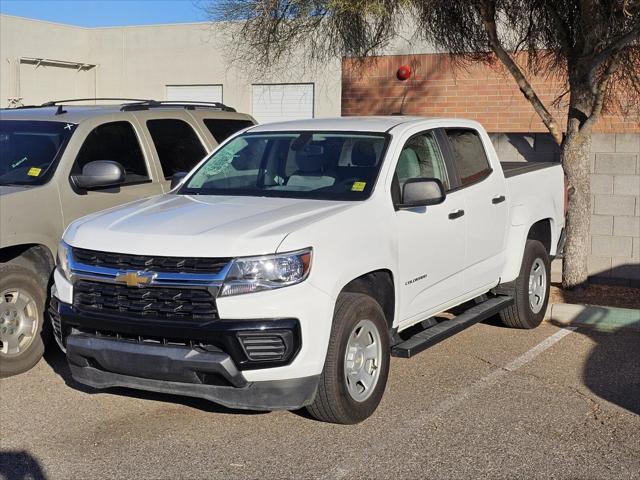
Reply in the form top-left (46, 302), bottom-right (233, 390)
top-left (67, 335), bottom-right (319, 411)
top-left (51, 299), bottom-right (320, 410)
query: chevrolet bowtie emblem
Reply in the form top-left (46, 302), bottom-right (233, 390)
top-left (114, 271), bottom-right (156, 288)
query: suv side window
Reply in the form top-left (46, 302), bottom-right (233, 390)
top-left (146, 119), bottom-right (207, 179)
top-left (74, 121), bottom-right (149, 184)
top-left (203, 118), bottom-right (254, 144)
top-left (444, 128), bottom-right (491, 187)
top-left (392, 131), bottom-right (450, 203)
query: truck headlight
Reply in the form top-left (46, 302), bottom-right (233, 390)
top-left (56, 240), bottom-right (72, 281)
top-left (219, 248), bottom-right (312, 297)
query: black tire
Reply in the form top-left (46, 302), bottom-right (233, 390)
top-left (499, 240), bottom-right (550, 329)
top-left (307, 292), bottom-right (390, 424)
top-left (0, 264), bottom-right (47, 377)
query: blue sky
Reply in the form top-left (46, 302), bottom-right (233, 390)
top-left (0, 0), bottom-right (211, 27)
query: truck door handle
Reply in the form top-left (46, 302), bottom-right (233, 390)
top-left (492, 195), bottom-right (506, 204)
top-left (448, 209), bottom-right (465, 220)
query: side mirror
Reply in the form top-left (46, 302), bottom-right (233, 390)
top-left (398, 178), bottom-right (446, 209)
top-left (71, 161), bottom-right (125, 190)
top-left (170, 171), bottom-right (188, 190)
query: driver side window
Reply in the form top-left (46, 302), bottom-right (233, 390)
top-left (393, 131), bottom-right (449, 202)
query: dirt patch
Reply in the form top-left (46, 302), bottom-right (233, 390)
top-left (550, 284), bottom-right (640, 310)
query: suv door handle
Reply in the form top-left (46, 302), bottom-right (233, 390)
top-left (448, 209), bottom-right (465, 220)
top-left (492, 195), bottom-right (506, 204)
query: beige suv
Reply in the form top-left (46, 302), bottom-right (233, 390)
top-left (0, 99), bottom-right (256, 376)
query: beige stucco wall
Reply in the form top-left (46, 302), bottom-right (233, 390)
top-left (0, 14), bottom-right (342, 117)
top-left (0, 15), bottom-right (95, 105)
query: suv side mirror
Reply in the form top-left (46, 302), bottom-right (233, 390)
top-left (398, 178), bottom-right (446, 209)
top-left (170, 171), bottom-right (188, 190)
top-left (71, 161), bottom-right (125, 190)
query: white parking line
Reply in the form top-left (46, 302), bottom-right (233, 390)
top-left (504, 327), bottom-right (576, 372)
top-left (421, 327), bottom-right (576, 420)
top-left (324, 327), bottom-right (577, 480)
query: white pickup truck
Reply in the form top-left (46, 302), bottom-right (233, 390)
top-left (52, 117), bottom-right (566, 424)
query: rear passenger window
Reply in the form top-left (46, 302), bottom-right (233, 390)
top-left (203, 119), bottom-right (255, 144)
top-left (74, 121), bottom-right (149, 184)
top-left (147, 119), bottom-right (207, 178)
top-left (445, 129), bottom-right (492, 186)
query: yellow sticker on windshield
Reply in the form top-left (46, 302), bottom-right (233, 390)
top-left (351, 181), bottom-right (366, 192)
top-left (27, 167), bottom-right (42, 177)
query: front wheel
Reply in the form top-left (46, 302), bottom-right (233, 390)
top-left (0, 264), bottom-right (47, 377)
top-left (307, 293), bottom-right (390, 424)
top-left (499, 239), bottom-right (550, 329)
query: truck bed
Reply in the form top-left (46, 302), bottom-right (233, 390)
top-left (500, 161), bottom-right (559, 178)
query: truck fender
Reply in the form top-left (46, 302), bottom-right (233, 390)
top-left (500, 217), bottom-right (556, 283)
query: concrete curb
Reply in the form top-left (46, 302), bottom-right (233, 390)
top-left (544, 303), bottom-right (640, 333)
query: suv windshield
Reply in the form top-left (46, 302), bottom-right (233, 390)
top-left (181, 131), bottom-right (389, 200)
top-left (0, 120), bottom-right (75, 186)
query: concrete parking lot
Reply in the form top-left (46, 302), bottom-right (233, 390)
top-left (1, 321), bottom-right (639, 480)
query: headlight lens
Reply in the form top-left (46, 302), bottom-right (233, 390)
top-left (56, 240), bottom-right (72, 281)
top-left (219, 248), bottom-right (312, 297)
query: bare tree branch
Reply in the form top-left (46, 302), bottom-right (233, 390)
top-left (582, 53), bottom-right (623, 131)
top-left (588, 24), bottom-right (640, 83)
top-left (477, 0), bottom-right (563, 145)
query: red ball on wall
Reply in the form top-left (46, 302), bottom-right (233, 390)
top-left (397, 64), bottom-right (411, 81)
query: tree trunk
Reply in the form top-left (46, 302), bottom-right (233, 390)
top-left (561, 130), bottom-right (592, 289)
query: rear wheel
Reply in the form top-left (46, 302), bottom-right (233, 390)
top-left (499, 240), bottom-right (550, 329)
top-left (307, 292), bottom-right (390, 424)
top-left (0, 264), bottom-right (47, 377)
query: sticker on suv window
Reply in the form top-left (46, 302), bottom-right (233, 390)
top-left (351, 181), bottom-right (366, 192)
top-left (27, 167), bottom-right (42, 177)
top-left (11, 157), bottom-right (27, 169)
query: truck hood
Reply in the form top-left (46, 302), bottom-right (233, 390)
top-left (65, 194), bottom-right (357, 257)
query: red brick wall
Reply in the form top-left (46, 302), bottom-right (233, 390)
top-left (341, 54), bottom-right (639, 133)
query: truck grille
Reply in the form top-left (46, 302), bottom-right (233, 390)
top-left (73, 280), bottom-right (218, 321)
top-left (72, 248), bottom-right (230, 274)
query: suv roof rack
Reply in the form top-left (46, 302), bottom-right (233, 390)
top-left (120, 100), bottom-right (237, 113)
top-left (3, 98), bottom-right (237, 113)
top-left (41, 98), bottom-right (152, 107)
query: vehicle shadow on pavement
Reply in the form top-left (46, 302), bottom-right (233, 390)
top-left (43, 348), bottom-right (269, 416)
top-left (0, 451), bottom-right (47, 480)
top-left (551, 309), bottom-right (640, 415)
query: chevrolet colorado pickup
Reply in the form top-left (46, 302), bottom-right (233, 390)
top-left (53, 116), bottom-right (566, 424)
top-left (0, 99), bottom-right (255, 376)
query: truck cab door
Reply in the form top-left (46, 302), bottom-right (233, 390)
top-left (392, 129), bottom-right (468, 325)
top-left (59, 119), bottom-right (164, 227)
top-left (441, 128), bottom-right (508, 290)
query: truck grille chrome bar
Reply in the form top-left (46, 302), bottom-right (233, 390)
top-left (68, 248), bottom-right (231, 288)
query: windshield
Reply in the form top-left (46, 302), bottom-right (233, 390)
top-left (180, 131), bottom-right (389, 200)
top-left (0, 120), bottom-right (75, 186)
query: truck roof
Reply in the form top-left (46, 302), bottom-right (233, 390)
top-left (245, 115), bottom-right (435, 132)
top-left (248, 116), bottom-right (472, 133)
top-left (1, 108), bottom-right (480, 132)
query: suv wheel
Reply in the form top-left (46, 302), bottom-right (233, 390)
top-left (499, 240), bottom-right (550, 329)
top-left (0, 264), bottom-right (46, 377)
top-left (307, 292), bottom-right (390, 424)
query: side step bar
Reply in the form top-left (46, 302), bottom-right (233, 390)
top-left (391, 296), bottom-right (514, 358)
